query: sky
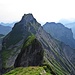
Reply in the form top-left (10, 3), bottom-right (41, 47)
top-left (0, 0), bottom-right (75, 24)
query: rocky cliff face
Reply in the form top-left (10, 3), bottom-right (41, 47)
top-left (43, 22), bottom-right (75, 48)
top-left (14, 35), bottom-right (43, 67)
top-left (2, 13), bottom-right (41, 69)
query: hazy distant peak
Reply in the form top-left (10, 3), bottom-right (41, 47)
top-left (0, 22), bottom-right (16, 27)
top-left (0, 24), bottom-right (11, 35)
top-left (65, 22), bottom-right (75, 25)
top-left (59, 18), bottom-right (75, 25)
top-left (43, 22), bottom-right (75, 48)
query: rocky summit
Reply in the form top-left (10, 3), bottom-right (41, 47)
top-left (14, 35), bottom-right (43, 67)
top-left (2, 13), bottom-right (41, 70)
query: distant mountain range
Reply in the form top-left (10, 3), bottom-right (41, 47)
top-left (0, 25), bottom-right (12, 35)
top-left (0, 22), bottom-right (16, 27)
top-left (0, 22), bottom-right (16, 35)
top-left (59, 19), bottom-right (75, 24)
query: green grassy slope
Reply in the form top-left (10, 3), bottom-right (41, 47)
top-left (4, 66), bottom-right (51, 75)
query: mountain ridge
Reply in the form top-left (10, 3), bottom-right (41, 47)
top-left (1, 14), bottom-right (75, 75)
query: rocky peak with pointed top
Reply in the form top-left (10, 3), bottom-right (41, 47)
top-left (2, 14), bottom-right (41, 69)
top-left (20, 13), bottom-right (36, 24)
top-left (12, 13), bottom-right (41, 33)
top-left (3, 13), bottom-right (41, 48)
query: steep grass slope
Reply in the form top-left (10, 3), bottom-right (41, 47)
top-left (4, 67), bottom-right (51, 75)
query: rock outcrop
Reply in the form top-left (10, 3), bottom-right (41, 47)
top-left (43, 22), bottom-right (75, 48)
top-left (14, 35), bottom-right (43, 67)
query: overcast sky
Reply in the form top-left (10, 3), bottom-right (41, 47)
top-left (0, 0), bottom-right (75, 24)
